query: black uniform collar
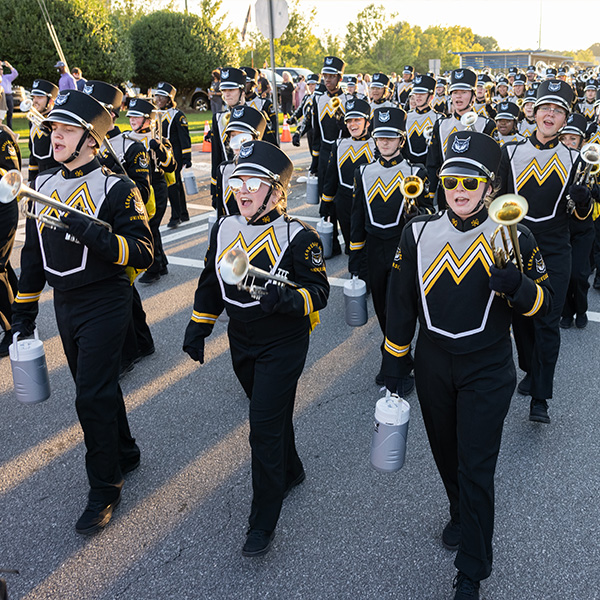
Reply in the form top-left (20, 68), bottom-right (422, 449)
top-left (246, 91), bottom-right (258, 101)
top-left (372, 98), bottom-right (388, 105)
top-left (249, 205), bottom-right (284, 225)
top-left (378, 154), bottom-right (402, 167)
top-left (529, 132), bottom-right (559, 150)
top-left (415, 106), bottom-right (432, 114)
top-left (447, 206), bottom-right (488, 232)
top-left (327, 88), bottom-right (343, 98)
top-left (352, 132), bottom-right (371, 142)
top-left (107, 125), bottom-right (121, 139)
top-left (453, 110), bottom-right (472, 120)
top-left (61, 157), bottom-right (101, 179)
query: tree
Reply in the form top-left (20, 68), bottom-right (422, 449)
top-left (473, 34), bottom-right (499, 52)
top-left (343, 4), bottom-right (389, 68)
top-left (420, 26), bottom-right (484, 72)
top-left (368, 22), bottom-right (422, 75)
top-left (0, 0), bottom-right (134, 86)
top-left (129, 8), bottom-right (239, 92)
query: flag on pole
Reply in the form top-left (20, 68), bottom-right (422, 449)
top-left (241, 4), bottom-right (252, 42)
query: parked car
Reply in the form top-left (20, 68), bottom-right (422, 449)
top-left (189, 87), bottom-right (209, 112)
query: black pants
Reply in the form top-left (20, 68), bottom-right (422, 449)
top-left (562, 217), bottom-right (594, 319)
top-left (414, 333), bottom-right (515, 582)
top-left (168, 167), bottom-right (189, 222)
top-left (54, 277), bottom-right (139, 504)
top-left (5, 93), bottom-right (13, 130)
top-left (592, 216), bottom-right (600, 273)
top-left (228, 314), bottom-right (309, 533)
top-left (147, 179), bottom-right (169, 275)
top-left (122, 284), bottom-right (154, 365)
top-left (318, 145), bottom-right (342, 254)
top-left (0, 201), bottom-right (18, 332)
top-left (513, 246), bottom-right (570, 399)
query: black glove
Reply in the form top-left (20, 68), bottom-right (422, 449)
top-left (11, 317), bottom-right (35, 338)
top-left (204, 129), bottom-right (212, 142)
top-left (287, 116), bottom-right (297, 126)
top-left (292, 132), bottom-right (301, 147)
top-left (259, 283), bottom-right (280, 314)
top-left (319, 201), bottom-right (333, 219)
top-left (309, 154), bottom-right (319, 175)
top-left (489, 262), bottom-right (522, 296)
top-left (183, 159), bottom-right (192, 169)
top-left (569, 184), bottom-right (591, 208)
top-left (61, 211), bottom-right (92, 241)
top-left (384, 376), bottom-right (399, 394)
top-left (183, 321), bottom-right (206, 363)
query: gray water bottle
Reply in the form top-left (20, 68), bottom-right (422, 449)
top-left (344, 276), bottom-right (367, 326)
top-left (182, 168), bottom-right (198, 196)
top-left (9, 331), bottom-right (51, 405)
top-left (370, 391), bottom-right (410, 472)
top-left (316, 218), bottom-right (333, 258)
top-left (306, 175), bottom-right (319, 205)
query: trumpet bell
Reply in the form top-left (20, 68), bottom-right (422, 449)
top-left (488, 194), bottom-right (528, 226)
top-left (219, 248), bottom-right (249, 285)
top-left (20, 99), bottom-right (33, 112)
top-left (460, 111), bottom-right (478, 130)
top-left (400, 175), bottom-right (424, 199)
top-left (581, 143), bottom-right (600, 165)
top-left (0, 170), bottom-right (23, 204)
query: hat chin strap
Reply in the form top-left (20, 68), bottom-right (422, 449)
top-left (63, 130), bottom-right (91, 164)
top-left (248, 184), bottom-right (277, 225)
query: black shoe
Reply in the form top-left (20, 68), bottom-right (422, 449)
top-left (453, 571), bottom-right (480, 600)
top-left (517, 373), bottom-right (531, 396)
top-left (575, 313), bottom-right (588, 329)
top-left (181, 214), bottom-right (190, 222)
top-left (559, 316), bottom-right (573, 329)
top-left (375, 371), bottom-right (385, 386)
top-left (159, 265), bottom-right (169, 276)
top-left (242, 529), bottom-right (275, 557)
top-left (120, 457), bottom-right (141, 475)
top-left (0, 329), bottom-right (12, 358)
top-left (139, 271), bottom-right (160, 284)
top-left (283, 470), bottom-right (306, 499)
top-left (167, 219), bottom-right (181, 228)
top-left (75, 495), bottom-right (121, 535)
top-left (529, 398), bottom-right (550, 424)
top-left (136, 344), bottom-right (155, 362)
top-left (442, 519), bottom-right (461, 551)
top-left (398, 374), bottom-right (415, 396)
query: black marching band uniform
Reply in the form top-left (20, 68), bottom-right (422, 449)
top-left (155, 81), bottom-right (192, 227)
top-left (394, 66), bottom-right (414, 107)
top-left (215, 104), bottom-right (267, 217)
top-left (183, 140), bottom-right (329, 557)
top-left (12, 91), bottom-right (153, 533)
top-left (495, 101), bottom-right (525, 146)
top-left (383, 131), bottom-right (552, 600)
top-left (518, 90), bottom-right (538, 138)
top-left (243, 66), bottom-right (279, 147)
top-left (27, 79), bottom-right (60, 184)
top-left (497, 80), bottom-right (590, 422)
top-left (0, 121), bottom-right (21, 355)
top-left (290, 73), bottom-right (319, 153)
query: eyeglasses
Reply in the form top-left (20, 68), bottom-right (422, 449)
top-left (440, 175), bottom-right (487, 191)
top-left (228, 177), bottom-right (269, 193)
top-left (537, 105), bottom-right (567, 116)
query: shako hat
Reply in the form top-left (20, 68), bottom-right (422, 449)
top-left (31, 79), bottom-right (59, 99)
top-left (495, 101), bottom-right (520, 120)
top-left (307, 73), bottom-right (319, 84)
top-left (535, 79), bottom-right (574, 112)
top-left (439, 131), bottom-right (501, 180)
top-left (224, 105), bottom-right (267, 138)
top-left (513, 73), bottom-right (527, 85)
top-left (219, 68), bottom-right (246, 90)
top-left (412, 74), bottom-right (436, 94)
top-left (126, 98), bottom-right (156, 119)
top-left (545, 67), bottom-right (558, 79)
top-left (403, 65), bottom-right (414, 74)
top-left (371, 107), bottom-right (406, 138)
top-left (344, 98), bottom-right (371, 120)
top-left (232, 140), bottom-right (294, 189)
top-left (476, 74), bottom-right (493, 86)
top-left (371, 73), bottom-right (391, 89)
top-left (44, 90), bottom-right (112, 145)
top-left (242, 67), bottom-right (259, 83)
top-left (523, 89), bottom-right (537, 104)
top-left (448, 68), bottom-right (477, 92)
top-left (155, 81), bottom-right (177, 99)
top-left (83, 81), bottom-right (123, 115)
top-left (560, 113), bottom-right (588, 137)
top-left (321, 56), bottom-right (345, 75)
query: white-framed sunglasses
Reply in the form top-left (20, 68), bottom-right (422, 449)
top-left (228, 177), bottom-right (269, 193)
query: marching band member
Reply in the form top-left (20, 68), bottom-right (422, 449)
top-left (321, 97), bottom-right (375, 256)
top-left (495, 101), bottom-right (525, 146)
top-left (558, 113), bottom-right (597, 329)
top-left (12, 90), bottom-right (153, 533)
top-left (154, 81), bottom-right (192, 228)
top-left (243, 67), bottom-right (279, 147)
top-left (427, 69), bottom-right (496, 209)
top-left (313, 55), bottom-right (351, 256)
top-left (210, 67), bottom-right (247, 206)
top-left (27, 79), bottom-right (60, 184)
top-left (369, 73), bottom-right (396, 114)
top-left (577, 78), bottom-right (597, 122)
top-left (403, 74), bottom-right (442, 165)
top-left (383, 131), bottom-right (551, 600)
top-left (0, 117), bottom-right (21, 357)
top-left (290, 73), bottom-right (319, 154)
top-left (432, 77), bottom-right (450, 115)
top-left (526, 65), bottom-right (537, 86)
top-left (215, 105), bottom-right (267, 217)
top-left (350, 107), bottom-right (432, 391)
top-left (183, 140), bottom-right (329, 557)
top-left (497, 79), bottom-right (589, 423)
top-left (517, 89), bottom-right (538, 137)
top-left (492, 76), bottom-right (510, 104)
top-left (509, 73), bottom-right (527, 104)
top-left (473, 74), bottom-right (496, 120)
top-left (394, 65), bottom-right (414, 107)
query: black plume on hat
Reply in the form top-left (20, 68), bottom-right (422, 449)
top-left (225, 105), bottom-right (267, 138)
top-left (44, 90), bottom-right (113, 145)
top-left (440, 131), bottom-right (501, 180)
top-left (232, 140), bottom-right (294, 189)
top-left (372, 107), bottom-right (406, 138)
top-left (31, 79), bottom-right (59, 99)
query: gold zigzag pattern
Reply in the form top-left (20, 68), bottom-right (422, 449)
top-left (516, 155), bottom-right (568, 189)
top-left (422, 234), bottom-right (493, 295)
top-left (219, 226), bottom-right (282, 266)
top-left (366, 172), bottom-right (404, 204)
top-left (339, 144), bottom-right (374, 164)
top-left (39, 184), bottom-right (97, 226)
top-left (442, 126), bottom-right (459, 154)
top-left (408, 117), bottom-right (434, 137)
top-left (319, 103), bottom-right (346, 120)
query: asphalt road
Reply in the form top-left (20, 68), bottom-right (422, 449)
top-left (1, 141), bottom-right (600, 600)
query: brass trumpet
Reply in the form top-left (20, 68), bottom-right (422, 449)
top-left (19, 99), bottom-right (45, 128)
top-left (219, 248), bottom-right (298, 300)
top-left (400, 175), bottom-right (424, 213)
top-left (488, 193), bottom-right (529, 272)
top-left (0, 170), bottom-right (112, 232)
top-left (574, 143), bottom-right (600, 186)
top-left (460, 111), bottom-right (478, 131)
top-left (423, 124), bottom-right (434, 144)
